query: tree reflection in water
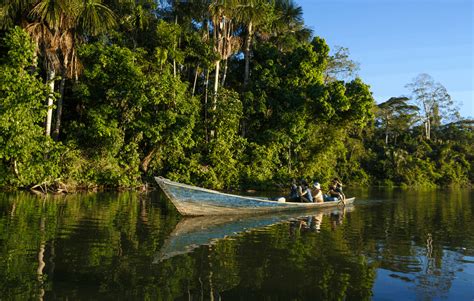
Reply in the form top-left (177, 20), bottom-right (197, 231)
top-left (0, 189), bottom-right (472, 300)
top-left (154, 205), bottom-right (375, 300)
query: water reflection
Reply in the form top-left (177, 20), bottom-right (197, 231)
top-left (0, 189), bottom-right (472, 300)
top-left (156, 206), bottom-right (352, 262)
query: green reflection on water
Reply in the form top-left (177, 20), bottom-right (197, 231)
top-left (0, 189), bottom-right (473, 300)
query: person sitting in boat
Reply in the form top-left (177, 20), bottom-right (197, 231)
top-left (288, 181), bottom-right (299, 202)
top-left (312, 182), bottom-right (324, 203)
top-left (298, 180), bottom-right (313, 203)
top-left (324, 183), bottom-right (342, 202)
top-left (332, 177), bottom-right (346, 199)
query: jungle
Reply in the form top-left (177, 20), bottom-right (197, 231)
top-left (1, 0), bottom-right (473, 191)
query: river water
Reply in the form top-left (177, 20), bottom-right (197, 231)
top-left (0, 188), bottom-right (473, 300)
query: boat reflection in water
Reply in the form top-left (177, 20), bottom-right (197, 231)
top-left (154, 205), bottom-right (354, 262)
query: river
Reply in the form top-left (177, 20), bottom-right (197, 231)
top-left (0, 188), bottom-right (473, 300)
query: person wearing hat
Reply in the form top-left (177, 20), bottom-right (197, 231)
top-left (332, 177), bottom-right (346, 200)
top-left (312, 182), bottom-right (324, 203)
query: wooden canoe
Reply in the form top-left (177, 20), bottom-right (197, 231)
top-left (155, 177), bottom-right (355, 216)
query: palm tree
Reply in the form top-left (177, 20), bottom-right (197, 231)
top-left (271, 0), bottom-right (311, 51)
top-left (0, 0), bottom-right (34, 28)
top-left (52, 0), bottom-right (116, 139)
top-left (235, 0), bottom-right (270, 90)
top-left (208, 0), bottom-right (241, 105)
top-left (26, 0), bottom-right (68, 137)
top-left (2, 0), bottom-right (116, 138)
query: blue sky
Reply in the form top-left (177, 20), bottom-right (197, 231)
top-left (297, 0), bottom-right (473, 118)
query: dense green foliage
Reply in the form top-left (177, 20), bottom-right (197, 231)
top-left (0, 1), bottom-right (472, 190)
top-left (0, 27), bottom-right (64, 187)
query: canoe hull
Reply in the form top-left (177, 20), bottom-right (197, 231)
top-left (155, 177), bottom-right (355, 216)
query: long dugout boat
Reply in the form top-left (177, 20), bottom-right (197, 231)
top-left (155, 177), bottom-right (355, 216)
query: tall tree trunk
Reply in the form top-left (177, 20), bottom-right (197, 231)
top-left (424, 117), bottom-right (431, 140)
top-left (173, 15), bottom-right (178, 78)
top-left (243, 21), bottom-right (253, 90)
top-left (192, 65), bottom-right (199, 97)
top-left (53, 75), bottom-right (66, 141)
top-left (204, 69), bottom-right (210, 143)
top-left (221, 59), bottom-right (228, 87)
top-left (288, 142), bottom-right (291, 173)
top-left (12, 159), bottom-right (19, 178)
top-left (213, 60), bottom-right (220, 110)
top-left (426, 119), bottom-right (431, 140)
top-left (173, 60), bottom-right (177, 78)
top-left (423, 102), bottom-right (431, 140)
top-left (210, 61), bottom-right (220, 139)
top-left (45, 70), bottom-right (55, 137)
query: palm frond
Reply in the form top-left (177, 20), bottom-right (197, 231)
top-left (78, 0), bottom-right (117, 36)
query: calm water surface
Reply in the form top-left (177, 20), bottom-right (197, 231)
top-left (0, 188), bottom-right (473, 300)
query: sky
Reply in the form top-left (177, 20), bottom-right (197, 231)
top-left (297, 0), bottom-right (474, 118)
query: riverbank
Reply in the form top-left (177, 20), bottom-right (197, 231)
top-left (2, 176), bottom-right (471, 195)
